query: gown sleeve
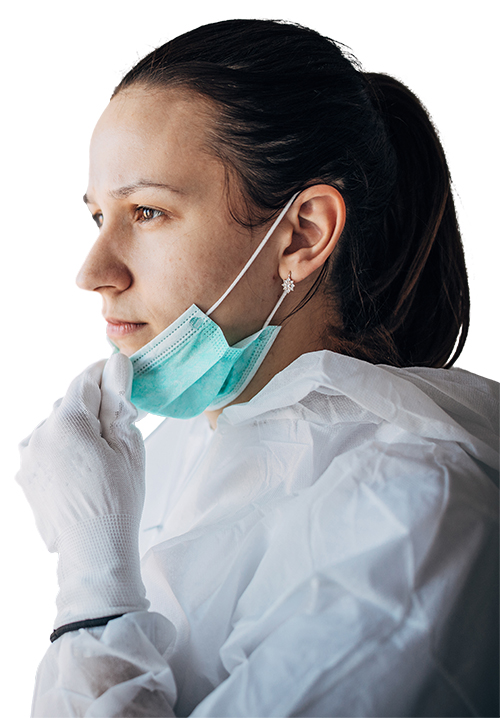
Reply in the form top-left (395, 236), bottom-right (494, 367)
top-left (32, 611), bottom-right (177, 717)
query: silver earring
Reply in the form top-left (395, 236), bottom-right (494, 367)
top-left (282, 272), bottom-right (295, 294)
top-left (262, 272), bottom-right (295, 328)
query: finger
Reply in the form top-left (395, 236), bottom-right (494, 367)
top-left (19, 431), bottom-right (35, 451)
top-left (60, 359), bottom-right (107, 419)
top-left (99, 353), bottom-right (138, 444)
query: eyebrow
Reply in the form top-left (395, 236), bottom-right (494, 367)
top-left (83, 180), bottom-right (184, 205)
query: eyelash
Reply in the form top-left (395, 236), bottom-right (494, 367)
top-left (91, 206), bottom-right (164, 229)
top-left (136, 206), bottom-right (164, 223)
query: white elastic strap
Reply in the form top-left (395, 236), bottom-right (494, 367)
top-left (262, 290), bottom-right (288, 329)
top-left (206, 193), bottom-right (299, 317)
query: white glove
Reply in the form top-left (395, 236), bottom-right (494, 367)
top-left (16, 353), bottom-right (149, 627)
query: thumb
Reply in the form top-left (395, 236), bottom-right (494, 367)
top-left (99, 353), bottom-right (138, 445)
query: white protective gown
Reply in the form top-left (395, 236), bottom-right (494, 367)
top-left (32, 351), bottom-right (499, 717)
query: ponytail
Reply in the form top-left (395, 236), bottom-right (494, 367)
top-left (329, 73), bottom-right (469, 367)
top-left (115, 19), bottom-right (470, 368)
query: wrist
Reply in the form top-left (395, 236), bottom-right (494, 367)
top-left (55, 514), bottom-right (149, 626)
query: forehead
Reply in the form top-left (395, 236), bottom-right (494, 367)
top-left (93, 85), bottom-right (215, 144)
top-left (88, 86), bottom-right (221, 192)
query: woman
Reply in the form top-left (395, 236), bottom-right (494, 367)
top-left (17, 19), bottom-right (498, 717)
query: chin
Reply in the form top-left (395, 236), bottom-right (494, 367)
top-left (118, 346), bottom-right (135, 358)
top-left (113, 336), bottom-right (149, 358)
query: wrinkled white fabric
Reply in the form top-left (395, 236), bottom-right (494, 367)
top-left (32, 351), bottom-right (499, 717)
top-left (17, 354), bottom-right (149, 625)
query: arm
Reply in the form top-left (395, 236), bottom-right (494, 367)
top-left (16, 355), bottom-right (177, 716)
top-left (33, 612), bottom-right (177, 717)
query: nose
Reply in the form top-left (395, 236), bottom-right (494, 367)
top-left (76, 232), bottom-right (133, 294)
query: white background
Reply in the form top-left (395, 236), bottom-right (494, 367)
top-left (1, 1), bottom-right (497, 713)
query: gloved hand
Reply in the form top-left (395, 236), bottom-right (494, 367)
top-left (16, 353), bottom-right (149, 627)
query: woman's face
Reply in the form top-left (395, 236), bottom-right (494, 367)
top-left (78, 86), bottom-right (283, 357)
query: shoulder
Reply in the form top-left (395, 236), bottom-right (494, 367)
top-left (214, 350), bottom-right (499, 574)
top-left (143, 350), bottom-right (498, 578)
top-left (220, 350), bottom-right (498, 469)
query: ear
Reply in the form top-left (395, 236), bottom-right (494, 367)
top-left (278, 185), bottom-right (345, 283)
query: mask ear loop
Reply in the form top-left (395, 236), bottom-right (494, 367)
top-left (206, 193), bottom-right (299, 320)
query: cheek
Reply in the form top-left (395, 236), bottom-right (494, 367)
top-left (134, 249), bottom-right (202, 324)
top-left (130, 217), bottom-right (252, 322)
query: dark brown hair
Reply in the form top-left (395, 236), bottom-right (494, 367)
top-left (114, 19), bottom-right (469, 368)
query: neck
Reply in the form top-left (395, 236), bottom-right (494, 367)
top-left (204, 286), bottom-right (335, 429)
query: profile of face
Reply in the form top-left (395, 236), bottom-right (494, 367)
top-left (78, 87), bottom-right (287, 357)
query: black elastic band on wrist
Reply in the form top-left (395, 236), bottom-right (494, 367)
top-left (50, 613), bottom-right (125, 643)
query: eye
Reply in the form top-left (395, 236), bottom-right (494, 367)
top-left (92, 212), bottom-right (103, 229)
top-left (136, 206), bottom-right (164, 222)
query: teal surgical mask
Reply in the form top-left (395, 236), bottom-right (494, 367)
top-left (125, 194), bottom-right (298, 419)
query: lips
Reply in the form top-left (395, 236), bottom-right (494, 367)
top-left (105, 318), bottom-right (147, 338)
